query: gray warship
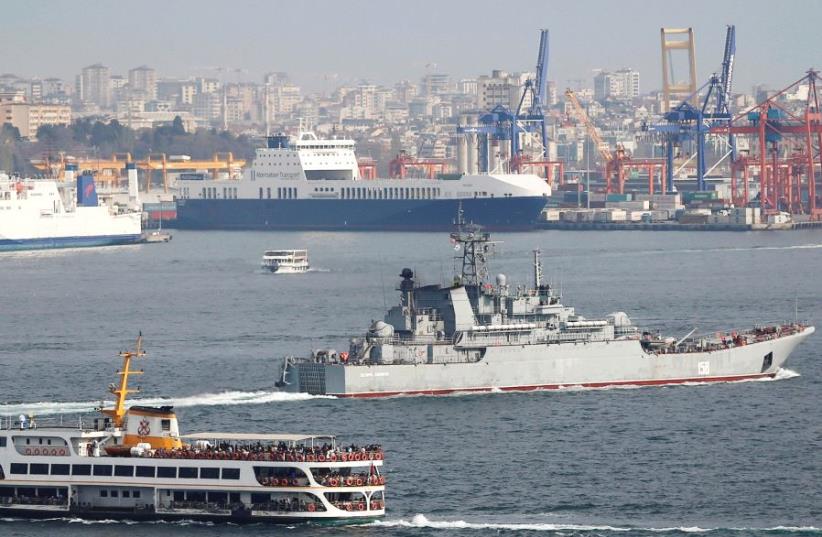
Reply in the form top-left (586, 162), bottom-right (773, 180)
top-left (277, 211), bottom-right (814, 397)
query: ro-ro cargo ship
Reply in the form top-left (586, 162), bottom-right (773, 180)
top-left (277, 211), bottom-right (814, 397)
top-left (175, 131), bottom-right (550, 231)
top-left (0, 336), bottom-right (385, 523)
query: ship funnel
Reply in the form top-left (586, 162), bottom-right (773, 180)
top-left (126, 163), bottom-right (140, 209)
top-left (267, 133), bottom-right (290, 149)
top-left (76, 174), bottom-right (99, 207)
top-left (64, 163), bottom-right (77, 183)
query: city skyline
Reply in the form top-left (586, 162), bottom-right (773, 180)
top-left (3, 0), bottom-right (821, 93)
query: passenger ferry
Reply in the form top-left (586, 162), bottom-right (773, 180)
top-left (0, 336), bottom-right (385, 523)
top-left (262, 249), bottom-right (310, 273)
top-left (175, 131), bottom-right (551, 231)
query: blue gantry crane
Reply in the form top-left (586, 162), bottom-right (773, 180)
top-left (515, 28), bottom-right (550, 159)
top-left (654, 25), bottom-right (736, 191)
top-left (457, 29), bottom-right (551, 173)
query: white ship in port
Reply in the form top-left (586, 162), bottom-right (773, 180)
top-left (0, 336), bottom-right (385, 523)
top-left (0, 165), bottom-right (142, 251)
top-left (175, 131), bottom-right (551, 231)
top-left (277, 210), bottom-right (814, 397)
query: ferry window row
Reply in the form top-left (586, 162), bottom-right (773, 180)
top-left (340, 186), bottom-right (441, 200)
top-left (202, 187), bottom-right (238, 200)
top-left (277, 187), bottom-right (297, 199)
top-left (8, 463), bottom-right (240, 480)
top-left (100, 489), bottom-right (141, 498)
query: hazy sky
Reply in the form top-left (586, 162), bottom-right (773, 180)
top-left (3, 0), bottom-right (821, 94)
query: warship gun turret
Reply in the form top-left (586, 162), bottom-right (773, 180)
top-left (277, 210), bottom-right (814, 397)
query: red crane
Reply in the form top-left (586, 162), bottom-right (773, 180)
top-left (388, 150), bottom-right (446, 179)
top-left (712, 69), bottom-right (822, 216)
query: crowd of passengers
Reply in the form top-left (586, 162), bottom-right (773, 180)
top-left (252, 499), bottom-right (326, 513)
top-left (168, 500), bottom-right (239, 512)
top-left (259, 471), bottom-right (384, 487)
top-left (150, 442), bottom-right (383, 461)
top-left (0, 495), bottom-right (67, 506)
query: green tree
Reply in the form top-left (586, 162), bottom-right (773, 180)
top-left (171, 115), bottom-right (186, 135)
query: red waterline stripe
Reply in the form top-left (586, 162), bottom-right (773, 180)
top-left (332, 372), bottom-right (776, 398)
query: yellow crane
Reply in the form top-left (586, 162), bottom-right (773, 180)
top-left (31, 153), bottom-right (246, 193)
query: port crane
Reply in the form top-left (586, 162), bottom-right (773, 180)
top-left (566, 89), bottom-right (667, 194)
top-left (457, 29), bottom-right (564, 184)
top-left (653, 25), bottom-right (736, 191)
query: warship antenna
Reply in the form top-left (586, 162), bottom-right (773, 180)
top-left (379, 256), bottom-right (387, 310)
top-left (450, 203), bottom-right (493, 286)
top-left (533, 249), bottom-right (543, 289)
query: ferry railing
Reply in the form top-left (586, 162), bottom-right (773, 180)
top-left (0, 414), bottom-right (87, 431)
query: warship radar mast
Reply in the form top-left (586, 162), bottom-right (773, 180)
top-left (450, 204), bottom-right (496, 286)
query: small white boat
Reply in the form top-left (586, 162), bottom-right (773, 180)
top-left (143, 230), bottom-right (172, 243)
top-left (262, 249), bottom-right (309, 273)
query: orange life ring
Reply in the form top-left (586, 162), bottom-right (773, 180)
top-left (329, 478), bottom-right (338, 487)
top-left (357, 502), bottom-right (365, 511)
top-left (272, 478), bottom-right (280, 486)
top-left (329, 453), bottom-right (337, 462)
top-left (58, 449), bottom-right (66, 456)
top-left (345, 476), bottom-right (354, 486)
top-left (355, 477), bottom-right (363, 486)
top-left (307, 455), bottom-right (316, 462)
top-left (345, 503), bottom-right (353, 511)
top-left (296, 454), bottom-right (305, 462)
top-left (375, 452), bottom-right (383, 460)
top-left (379, 476), bottom-right (385, 485)
top-left (318, 455), bottom-right (326, 462)
top-left (33, 448), bottom-right (40, 456)
top-left (307, 503), bottom-right (316, 512)
top-left (51, 449), bottom-right (57, 456)
top-left (340, 453), bottom-right (348, 462)
top-left (291, 478), bottom-right (298, 486)
top-left (25, 448), bottom-right (31, 455)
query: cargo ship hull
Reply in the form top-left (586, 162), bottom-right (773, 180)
top-left (175, 196), bottom-right (547, 231)
top-left (282, 327), bottom-right (813, 397)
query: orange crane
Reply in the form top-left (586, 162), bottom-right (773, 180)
top-left (565, 89), bottom-right (667, 194)
top-left (565, 89), bottom-right (613, 163)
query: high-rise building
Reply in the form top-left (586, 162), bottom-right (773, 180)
top-left (421, 73), bottom-right (451, 97)
top-left (128, 65), bottom-right (158, 100)
top-left (78, 64), bottom-right (112, 108)
top-left (477, 70), bottom-right (529, 110)
top-left (459, 78), bottom-right (478, 96)
top-left (1, 102), bottom-right (71, 138)
top-left (593, 69), bottom-right (640, 101)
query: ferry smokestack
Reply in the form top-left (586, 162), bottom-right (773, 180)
top-left (126, 162), bottom-right (140, 208)
top-left (64, 163), bottom-right (77, 183)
